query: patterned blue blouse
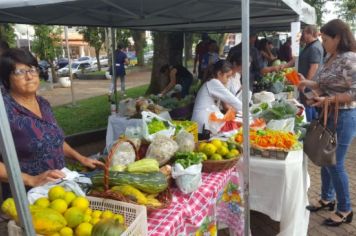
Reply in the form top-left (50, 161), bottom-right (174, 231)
top-left (1, 89), bottom-right (65, 176)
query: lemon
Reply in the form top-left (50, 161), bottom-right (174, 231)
top-left (224, 152), bottom-right (236, 159)
top-left (59, 227), bottom-right (73, 236)
top-left (101, 210), bottom-right (114, 219)
top-left (47, 232), bottom-right (60, 236)
top-left (84, 208), bottom-right (92, 216)
top-left (210, 139), bottom-right (223, 148)
top-left (75, 222), bottom-right (93, 236)
top-left (203, 143), bottom-right (217, 156)
top-left (216, 146), bottom-right (229, 156)
top-left (64, 192), bottom-right (76, 205)
top-left (210, 153), bottom-right (223, 160)
top-left (71, 197), bottom-right (89, 212)
top-left (64, 207), bottom-right (85, 228)
top-left (230, 149), bottom-right (240, 156)
top-left (48, 186), bottom-right (66, 201)
top-left (222, 141), bottom-right (228, 147)
top-left (34, 197), bottom-right (50, 208)
top-left (83, 214), bottom-right (91, 223)
top-left (200, 153), bottom-right (208, 161)
top-left (91, 210), bottom-right (102, 218)
top-left (198, 142), bottom-right (207, 152)
top-left (113, 214), bottom-right (125, 224)
top-left (50, 199), bottom-right (68, 214)
top-left (90, 217), bottom-right (100, 225)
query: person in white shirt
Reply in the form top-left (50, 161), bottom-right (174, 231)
top-left (191, 60), bottom-right (243, 133)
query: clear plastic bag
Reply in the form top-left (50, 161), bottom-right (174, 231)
top-left (142, 111), bottom-right (175, 142)
top-left (110, 141), bottom-right (136, 167)
top-left (172, 163), bottom-right (202, 194)
top-left (146, 135), bottom-right (178, 166)
top-left (175, 130), bottom-right (195, 152)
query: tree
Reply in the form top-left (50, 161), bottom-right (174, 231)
top-left (146, 32), bottom-right (184, 95)
top-left (304, 0), bottom-right (328, 25)
top-left (79, 27), bottom-right (105, 71)
top-left (115, 29), bottom-right (131, 48)
top-left (335, 0), bottom-right (356, 25)
top-left (131, 30), bottom-right (146, 66)
top-left (0, 23), bottom-right (16, 47)
top-left (32, 25), bottom-right (61, 82)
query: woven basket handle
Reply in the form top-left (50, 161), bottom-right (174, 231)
top-left (104, 138), bottom-right (138, 191)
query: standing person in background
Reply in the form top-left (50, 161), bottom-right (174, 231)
top-left (108, 43), bottom-right (129, 98)
top-left (278, 37), bottom-right (292, 62)
top-left (200, 40), bottom-right (220, 81)
top-left (298, 25), bottom-right (324, 121)
top-left (301, 19), bottom-right (356, 227)
top-left (258, 38), bottom-right (277, 67)
top-left (193, 33), bottom-right (210, 79)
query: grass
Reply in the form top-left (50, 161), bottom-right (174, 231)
top-left (53, 84), bottom-right (148, 135)
top-left (86, 70), bottom-right (106, 76)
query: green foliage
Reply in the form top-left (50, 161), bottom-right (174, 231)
top-left (115, 29), bottom-right (131, 48)
top-left (53, 85), bottom-right (148, 135)
top-left (0, 24), bottom-right (16, 47)
top-left (79, 27), bottom-right (105, 52)
top-left (304, 0), bottom-right (328, 25)
top-left (335, 0), bottom-right (356, 25)
top-left (32, 25), bottom-right (61, 61)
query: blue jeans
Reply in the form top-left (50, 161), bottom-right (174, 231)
top-left (321, 108), bottom-right (356, 212)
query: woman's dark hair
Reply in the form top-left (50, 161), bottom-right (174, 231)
top-left (0, 40), bottom-right (9, 55)
top-left (159, 64), bottom-right (170, 74)
top-left (0, 48), bottom-right (38, 90)
top-left (211, 60), bottom-right (232, 78)
top-left (320, 19), bottom-right (356, 53)
top-left (229, 49), bottom-right (243, 67)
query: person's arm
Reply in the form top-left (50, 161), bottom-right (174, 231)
top-left (63, 142), bottom-right (104, 169)
top-left (208, 79), bottom-right (242, 112)
top-left (0, 162), bottom-right (65, 187)
top-left (306, 63), bottom-right (319, 80)
top-left (161, 68), bottom-right (177, 96)
top-left (297, 73), bottom-right (319, 92)
top-left (260, 65), bottom-right (282, 74)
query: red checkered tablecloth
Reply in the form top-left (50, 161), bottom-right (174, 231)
top-left (148, 168), bottom-right (237, 236)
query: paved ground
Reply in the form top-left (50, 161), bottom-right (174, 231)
top-left (2, 69), bottom-right (356, 235)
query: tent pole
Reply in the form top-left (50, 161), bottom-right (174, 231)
top-left (241, 0), bottom-right (251, 235)
top-left (110, 28), bottom-right (118, 111)
top-left (65, 26), bottom-right (76, 106)
top-left (0, 91), bottom-right (36, 236)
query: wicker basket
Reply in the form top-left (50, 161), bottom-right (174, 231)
top-left (90, 137), bottom-right (172, 211)
top-left (250, 147), bottom-right (289, 160)
top-left (8, 196), bottom-right (147, 236)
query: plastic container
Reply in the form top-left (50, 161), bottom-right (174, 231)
top-left (8, 196), bottom-right (147, 236)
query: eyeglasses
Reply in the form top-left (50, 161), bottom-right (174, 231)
top-left (12, 67), bottom-right (39, 78)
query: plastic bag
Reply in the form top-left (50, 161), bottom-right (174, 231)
top-left (146, 135), bottom-right (178, 166)
top-left (267, 117), bottom-right (295, 132)
top-left (110, 141), bottom-right (136, 167)
top-left (172, 163), bottom-right (202, 194)
top-left (207, 108), bottom-right (236, 135)
top-left (119, 98), bottom-right (136, 116)
top-left (142, 111), bottom-right (175, 142)
top-left (175, 130), bottom-right (195, 152)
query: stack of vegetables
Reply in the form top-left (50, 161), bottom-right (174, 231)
top-left (255, 68), bottom-right (297, 94)
top-left (1, 186), bottom-right (126, 236)
top-left (91, 159), bottom-right (169, 208)
top-left (196, 139), bottom-right (241, 161)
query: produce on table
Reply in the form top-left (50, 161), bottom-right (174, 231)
top-left (175, 130), bottom-right (195, 152)
top-left (147, 118), bottom-right (169, 134)
top-left (126, 158), bottom-right (159, 173)
top-left (258, 99), bottom-right (297, 121)
top-left (285, 69), bottom-right (300, 85)
top-left (197, 139), bottom-right (240, 161)
top-left (173, 152), bottom-right (204, 169)
top-left (234, 129), bottom-right (301, 151)
top-left (91, 218), bottom-right (126, 236)
top-left (146, 135), bottom-right (179, 166)
top-left (1, 186), bottom-right (126, 235)
top-left (111, 185), bottom-right (148, 204)
top-left (91, 171), bottom-right (168, 194)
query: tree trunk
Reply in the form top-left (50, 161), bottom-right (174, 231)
top-left (131, 30), bottom-right (146, 66)
top-left (95, 48), bottom-right (101, 71)
top-left (146, 32), bottom-right (184, 95)
top-left (184, 33), bottom-right (193, 61)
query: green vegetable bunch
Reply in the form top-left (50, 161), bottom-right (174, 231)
top-left (259, 99), bottom-right (297, 121)
top-left (174, 152), bottom-right (204, 169)
top-left (147, 118), bottom-right (169, 134)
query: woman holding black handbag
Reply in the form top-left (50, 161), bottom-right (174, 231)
top-left (298, 19), bottom-right (356, 227)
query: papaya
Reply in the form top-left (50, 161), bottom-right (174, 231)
top-left (30, 206), bottom-right (67, 235)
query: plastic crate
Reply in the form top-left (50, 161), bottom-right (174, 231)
top-left (172, 120), bottom-right (198, 142)
top-left (8, 196), bottom-right (147, 236)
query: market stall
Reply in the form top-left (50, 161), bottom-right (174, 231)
top-left (0, 1), bottom-right (316, 236)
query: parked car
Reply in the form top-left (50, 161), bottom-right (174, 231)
top-left (144, 51), bottom-right (153, 63)
top-left (38, 60), bottom-right (50, 81)
top-left (76, 56), bottom-right (93, 65)
top-left (57, 62), bottom-right (94, 78)
top-left (92, 55), bottom-right (109, 68)
top-left (56, 57), bottom-right (68, 69)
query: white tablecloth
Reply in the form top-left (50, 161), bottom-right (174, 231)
top-left (250, 150), bottom-right (310, 236)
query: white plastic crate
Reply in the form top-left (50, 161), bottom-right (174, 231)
top-left (8, 196), bottom-right (147, 236)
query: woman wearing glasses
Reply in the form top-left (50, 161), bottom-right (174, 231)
top-left (0, 49), bottom-right (104, 199)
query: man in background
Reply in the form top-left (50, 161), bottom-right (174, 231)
top-left (193, 33), bottom-right (210, 80)
top-left (109, 43), bottom-right (129, 98)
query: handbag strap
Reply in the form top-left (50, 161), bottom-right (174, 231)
top-left (322, 95), bottom-right (339, 130)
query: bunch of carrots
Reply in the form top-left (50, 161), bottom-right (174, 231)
top-left (285, 69), bottom-right (300, 86)
top-left (234, 129), bottom-right (298, 150)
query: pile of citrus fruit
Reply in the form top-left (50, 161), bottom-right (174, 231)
top-left (197, 139), bottom-right (240, 161)
top-left (1, 186), bottom-right (125, 236)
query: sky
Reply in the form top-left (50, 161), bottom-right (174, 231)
top-left (322, 1), bottom-right (338, 23)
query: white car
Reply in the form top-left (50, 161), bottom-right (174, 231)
top-left (57, 62), bottom-right (94, 78)
top-left (92, 55), bottom-right (109, 68)
top-left (76, 56), bottom-right (93, 65)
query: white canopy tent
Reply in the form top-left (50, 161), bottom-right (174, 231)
top-left (0, 1), bottom-right (316, 235)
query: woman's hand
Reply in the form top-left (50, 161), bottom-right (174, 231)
top-left (29, 170), bottom-right (66, 187)
top-left (78, 156), bottom-right (105, 169)
top-left (310, 96), bottom-right (326, 107)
